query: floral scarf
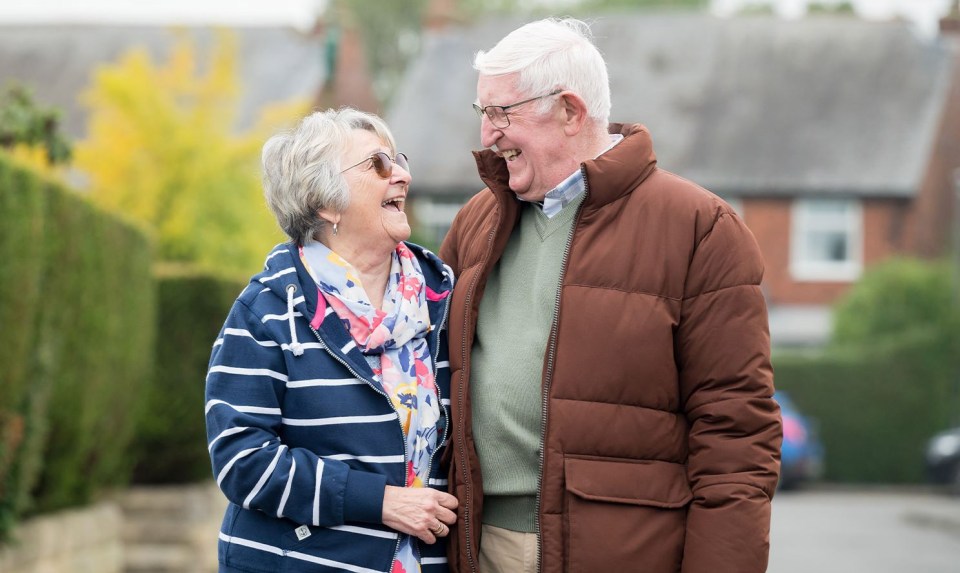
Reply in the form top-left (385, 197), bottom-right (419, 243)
top-left (300, 242), bottom-right (440, 573)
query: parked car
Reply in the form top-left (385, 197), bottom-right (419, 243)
top-left (775, 391), bottom-right (825, 490)
top-left (925, 426), bottom-right (960, 495)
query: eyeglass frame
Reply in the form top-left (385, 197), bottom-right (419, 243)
top-left (339, 151), bottom-right (409, 179)
top-left (472, 90), bottom-right (563, 129)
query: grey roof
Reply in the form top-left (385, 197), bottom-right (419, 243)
top-left (387, 13), bottom-right (956, 198)
top-left (0, 25), bottom-right (325, 138)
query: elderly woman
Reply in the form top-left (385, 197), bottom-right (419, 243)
top-left (205, 108), bottom-right (457, 573)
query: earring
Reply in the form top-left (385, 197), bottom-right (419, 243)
top-left (332, 222), bottom-right (339, 236)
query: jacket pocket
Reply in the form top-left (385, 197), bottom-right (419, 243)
top-left (564, 456), bottom-right (692, 573)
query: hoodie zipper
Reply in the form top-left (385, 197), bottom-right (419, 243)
top-left (303, 275), bottom-right (452, 569)
top-left (534, 168), bottom-right (588, 572)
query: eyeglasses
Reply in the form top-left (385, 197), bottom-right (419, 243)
top-left (472, 90), bottom-right (562, 129)
top-left (340, 152), bottom-right (409, 179)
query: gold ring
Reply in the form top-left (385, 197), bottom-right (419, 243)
top-left (431, 523), bottom-right (445, 535)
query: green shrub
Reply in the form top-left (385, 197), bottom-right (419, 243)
top-left (775, 328), bottom-right (960, 483)
top-left (0, 155), bottom-right (48, 538)
top-left (0, 153), bottom-right (155, 539)
top-left (130, 266), bottom-right (244, 484)
top-left (832, 258), bottom-right (958, 345)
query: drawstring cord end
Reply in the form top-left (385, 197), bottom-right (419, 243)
top-left (285, 284), bottom-right (304, 357)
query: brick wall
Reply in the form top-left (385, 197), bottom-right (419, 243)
top-left (741, 196), bottom-right (917, 306)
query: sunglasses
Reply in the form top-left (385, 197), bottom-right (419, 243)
top-left (340, 151), bottom-right (409, 179)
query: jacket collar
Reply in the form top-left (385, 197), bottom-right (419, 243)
top-left (473, 123), bottom-right (658, 211)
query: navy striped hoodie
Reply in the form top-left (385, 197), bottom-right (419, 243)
top-left (205, 241), bottom-right (454, 573)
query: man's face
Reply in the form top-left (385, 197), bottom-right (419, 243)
top-left (476, 73), bottom-right (566, 203)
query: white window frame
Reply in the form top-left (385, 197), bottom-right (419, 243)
top-left (790, 198), bottom-right (862, 282)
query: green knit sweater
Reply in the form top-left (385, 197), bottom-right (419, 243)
top-left (469, 194), bottom-right (585, 532)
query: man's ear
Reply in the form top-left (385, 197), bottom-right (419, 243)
top-left (559, 91), bottom-right (589, 136)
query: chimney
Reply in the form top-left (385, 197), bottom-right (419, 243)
top-left (423, 0), bottom-right (463, 32)
top-left (941, 1), bottom-right (960, 34)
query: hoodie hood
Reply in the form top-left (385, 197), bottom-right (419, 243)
top-left (250, 241), bottom-right (454, 364)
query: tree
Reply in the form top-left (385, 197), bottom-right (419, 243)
top-left (0, 83), bottom-right (72, 169)
top-left (74, 30), bottom-right (306, 276)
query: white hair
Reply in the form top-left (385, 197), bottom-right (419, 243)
top-left (473, 17), bottom-right (611, 124)
top-left (261, 107), bottom-right (397, 245)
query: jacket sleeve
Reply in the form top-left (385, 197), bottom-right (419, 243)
top-left (676, 211), bottom-right (782, 573)
top-left (204, 298), bottom-right (387, 527)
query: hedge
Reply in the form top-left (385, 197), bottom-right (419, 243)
top-left (773, 327), bottom-right (960, 483)
top-left (0, 153), bottom-right (155, 540)
top-left (131, 266), bottom-right (245, 484)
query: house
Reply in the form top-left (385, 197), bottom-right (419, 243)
top-left (0, 25), bottom-right (327, 139)
top-left (387, 12), bottom-right (960, 347)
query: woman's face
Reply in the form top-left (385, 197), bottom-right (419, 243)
top-left (335, 129), bottom-right (411, 253)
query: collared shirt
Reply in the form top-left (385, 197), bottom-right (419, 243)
top-left (537, 134), bottom-right (624, 218)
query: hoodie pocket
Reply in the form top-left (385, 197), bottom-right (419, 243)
top-left (564, 456), bottom-right (692, 573)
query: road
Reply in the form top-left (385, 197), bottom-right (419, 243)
top-left (768, 488), bottom-right (960, 573)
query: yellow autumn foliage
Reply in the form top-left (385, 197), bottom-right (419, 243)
top-left (74, 30), bottom-right (308, 276)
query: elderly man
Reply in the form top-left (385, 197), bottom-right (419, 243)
top-left (438, 17), bottom-right (782, 573)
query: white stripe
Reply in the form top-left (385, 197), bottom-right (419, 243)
top-left (281, 342), bottom-right (322, 352)
top-left (217, 443), bottom-right (267, 486)
top-left (428, 478), bottom-right (448, 486)
top-left (312, 459), bottom-right (324, 525)
top-left (341, 340), bottom-right (355, 353)
top-left (286, 378), bottom-right (363, 389)
top-left (208, 365), bottom-right (288, 382)
top-left (286, 550), bottom-right (383, 573)
top-left (282, 413), bottom-right (397, 426)
top-left (222, 328), bottom-right (279, 347)
top-left (441, 399), bottom-right (451, 407)
top-left (262, 310), bottom-right (303, 323)
top-left (218, 532), bottom-right (283, 556)
top-left (259, 267), bottom-right (296, 283)
top-left (265, 249), bottom-right (287, 263)
top-left (205, 400), bottom-right (282, 416)
top-left (277, 457), bottom-right (296, 518)
top-left (422, 557), bottom-right (448, 565)
top-left (260, 287), bottom-right (271, 294)
top-left (244, 445), bottom-right (285, 509)
top-left (435, 361), bottom-right (450, 369)
top-left (328, 524), bottom-right (399, 540)
top-left (324, 454), bottom-right (404, 463)
top-left (208, 426), bottom-right (249, 451)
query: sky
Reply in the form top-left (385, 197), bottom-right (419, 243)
top-left (0, 0), bottom-right (955, 37)
top-left (0, 0), bottom-right (328, 30)
top-left (711, 0), bottom-right (958, 37)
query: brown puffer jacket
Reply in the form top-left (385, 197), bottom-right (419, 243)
top-left (438, 123), bottom-right (782, 573)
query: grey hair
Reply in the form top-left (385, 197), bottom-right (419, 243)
top-left (261, 107), bottom-right (397, 245)
top-left (473, 17), bottom-right (611, 124)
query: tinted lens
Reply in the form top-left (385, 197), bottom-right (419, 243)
top-left (395, 153), bottom-right (409, 173)
top-left (369, 152), bottom-right (391, 178)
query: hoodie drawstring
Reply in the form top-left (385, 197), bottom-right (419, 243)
top-left (286, 284), bottom-right (304, 356)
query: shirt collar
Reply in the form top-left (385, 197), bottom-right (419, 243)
top-left (536, 134), bottom-right (625, 219)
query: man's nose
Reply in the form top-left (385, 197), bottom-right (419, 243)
top-left (479, 115), bottom-right (501, 149)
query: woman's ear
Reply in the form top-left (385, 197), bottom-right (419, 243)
top-left (317, 209), bottom-right (340, 227)
top-left (559, 91), bottom-right (589, 136)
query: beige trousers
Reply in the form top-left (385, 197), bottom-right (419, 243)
top-left (478, 523), bottom-right (539, 573)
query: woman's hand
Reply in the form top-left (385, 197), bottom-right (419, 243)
top-left (382, 485), bottom-right (459, 544)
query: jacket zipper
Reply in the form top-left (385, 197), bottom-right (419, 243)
top-left (306, 282), bottom-right (451, 568)
top-left (535, 169), bottom-right (588, 572)
top-left (423, 293), bottom-right (453, 486)
top-left (459, 205), bottom-right (501, 573)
